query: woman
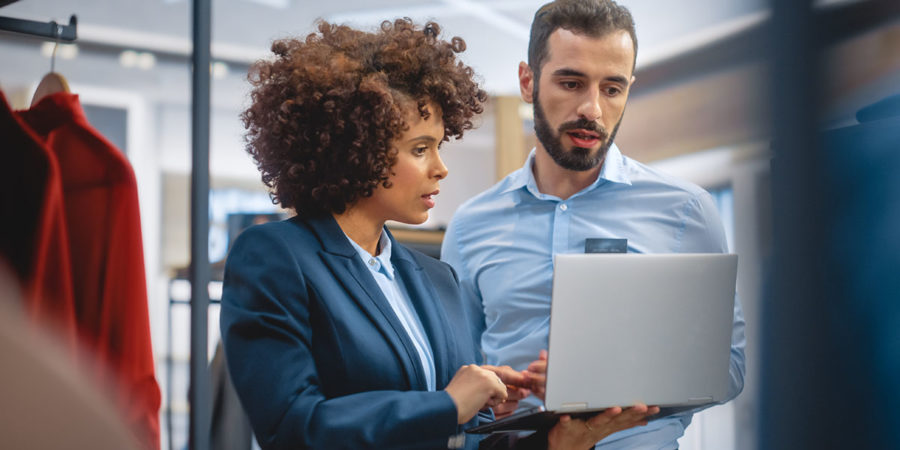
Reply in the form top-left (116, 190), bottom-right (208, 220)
top-left (220, 19), bottom-right (511, 449)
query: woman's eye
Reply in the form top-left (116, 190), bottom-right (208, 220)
top-left (414, 146), bottom-right (428, 155)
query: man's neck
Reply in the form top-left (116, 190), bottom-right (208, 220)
top-left (333, 208), bottom-right (384, 256)
top-left (532, 145), bottom-right (603, 200)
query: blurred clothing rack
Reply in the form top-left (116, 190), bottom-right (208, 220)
top-left (1, 2), bottom-right (211, 449)
top-left (189, 0), bottom-right (212, 448)
top-left (0, 14), bottom-right (77, 41)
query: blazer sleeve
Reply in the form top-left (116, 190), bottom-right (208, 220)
top-left (220, 225), bottom-right (461, 450)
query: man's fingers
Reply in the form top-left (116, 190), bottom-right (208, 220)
top-left (585, 406), bottom-right (621, 428)
top-left (526, 360), bottom-right (547, 373)
top-left (522, 370), bottom-right (546, 382)
top-left (522, 370), bottom-right (546, 390)
top-left (620, 403), bottom-right (653, 421)
top-left (483, 364), bottom-right (530, 388)
top-left (590, 403), bottom-right (658, 431)
top-left (506, 385), bottom-right (531, 401)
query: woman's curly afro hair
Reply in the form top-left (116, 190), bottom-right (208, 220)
top-left (242, 18), bottom-right (488, 216)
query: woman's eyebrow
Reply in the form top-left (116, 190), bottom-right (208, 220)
top-left (405, 135), bottom-right (440, 144)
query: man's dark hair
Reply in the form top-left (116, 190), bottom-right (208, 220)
top-left (527, 0), bottom-right (637, 77)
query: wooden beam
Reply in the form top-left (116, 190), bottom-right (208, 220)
top-left (493, 95), bottom-right (528, 181)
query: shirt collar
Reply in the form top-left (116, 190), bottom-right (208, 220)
top-left (500, 144), bottom-right (632, 198)
top-left (17, 92), bottom-right (89, 135)
top-left (344, 228), bottom-right (395, 280)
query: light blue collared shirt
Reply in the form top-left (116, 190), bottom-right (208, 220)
top-left (345, 229), bottom-right (437, 391)
top-left (442, 146), bottom-right (746, 449)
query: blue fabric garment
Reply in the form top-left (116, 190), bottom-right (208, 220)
top-left (221, 215), bottom-right (485, 449)
top-left (442, 145), bottom-right (746, 449)
top-left (344, 229), bottom-right (437, 391)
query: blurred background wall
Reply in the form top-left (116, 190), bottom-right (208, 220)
top-left (2, 1), bottom-right (898, 449)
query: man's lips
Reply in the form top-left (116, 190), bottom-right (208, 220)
top-left (566, 129), bottom-right (601, 147)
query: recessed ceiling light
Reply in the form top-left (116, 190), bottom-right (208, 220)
top-left (212, 61), bottom-right (229, 79)
top-left (40, 42), bottom-right (79, 60)
top-left (137, 52), bottom-right (156, 70)
top-left (119, 50), bottom-right (138, 68)
top-left (57, 44), bottom-right (78, 60)
top-left (39, 42), bottom-right (56, 58)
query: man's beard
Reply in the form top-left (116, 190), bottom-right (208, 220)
top-left (532, 89), bottom-right (622, 172)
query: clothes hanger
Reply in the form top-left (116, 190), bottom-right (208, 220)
top-left (30, 24), bottom-right (70, 107)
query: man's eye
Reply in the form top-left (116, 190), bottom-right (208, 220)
top-left (560, 81), bottom-right (579, 90)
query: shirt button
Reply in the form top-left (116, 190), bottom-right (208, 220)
top-left (368, 259), bottom-right (376, 266)
top-left (560, 204), bottom-right (568, 211)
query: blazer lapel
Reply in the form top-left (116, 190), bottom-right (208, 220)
top-left (302, 215), bottom-right (427, 390)
top-left (390, 235), bottom-right (458, 389)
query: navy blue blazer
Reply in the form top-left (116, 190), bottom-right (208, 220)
top-left (220, 215), bottom-right (487, 449)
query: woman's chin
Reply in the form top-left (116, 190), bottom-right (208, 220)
top-left (394, 212), bottom-right (429, 226)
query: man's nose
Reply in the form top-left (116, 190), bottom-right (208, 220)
top-left (576, 88), bottom-right (602, 122)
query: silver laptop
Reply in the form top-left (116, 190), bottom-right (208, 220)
top-left (468, 253), bottom-right (737, 434)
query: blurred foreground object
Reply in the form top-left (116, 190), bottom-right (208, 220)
top-left (0, 264), bottom-right (140, 450)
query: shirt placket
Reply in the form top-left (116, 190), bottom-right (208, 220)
top-left (552, 201), bottom-right (570, 256)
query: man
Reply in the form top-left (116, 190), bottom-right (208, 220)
top-left (441, 0), bottom-right (746, 448)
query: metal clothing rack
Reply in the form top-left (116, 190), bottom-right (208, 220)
top-left (0, 14), bottom-right (77, 41)
top-left (190, 0), bottom-right (212, 449)
top-left (0, 0), bottom-right (76, 42)
top-left (0, 1), bottom-right (213, 449)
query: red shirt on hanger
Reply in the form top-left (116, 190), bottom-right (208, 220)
top-left (18, 92), bottom-right (161, 450)
top-left (0, 91), bottom-right (79, 350)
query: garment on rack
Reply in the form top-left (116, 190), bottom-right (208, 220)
top-left (210, 340), bottom-right (253, 450)
top-left (0, 90), bottom-right (79, 350)
top-left (17, 92), bottom-right (161, 450)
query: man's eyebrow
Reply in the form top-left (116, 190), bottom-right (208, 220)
top-left (551, 68), bottom-right (629, 85)
top-left (551, 68), bottom-right (586, 78)
top-left (605, 75), bottom-right (629, 85)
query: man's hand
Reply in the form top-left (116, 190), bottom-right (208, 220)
top-left (548, 403), bottom-right (661, 449)
top-left (481, 364), bottom-right (531, 419)
top-left (522, 349), bottom-right (548, 401)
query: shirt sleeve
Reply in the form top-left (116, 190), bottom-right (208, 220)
top-left (678, 193), bottom-right (747, 410)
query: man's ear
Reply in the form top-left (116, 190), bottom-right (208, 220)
top-left (518, 61), bottom-right (535, 104)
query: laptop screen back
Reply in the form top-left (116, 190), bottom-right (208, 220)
top-left (545, 253), bottom-right (737, 412)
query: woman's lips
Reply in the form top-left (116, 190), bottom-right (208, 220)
top-left (422, 190), bottom-right (439, 208)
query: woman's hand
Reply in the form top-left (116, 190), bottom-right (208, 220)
top-left (445, 364), bottom-right (509, 424)
top-left (481, 364), bottom-right (531, 419)
top-left (547, 403), bottom-right (660, 449)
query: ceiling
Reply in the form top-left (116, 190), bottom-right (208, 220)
top-left (1, 0), bottom-right (773, 95)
